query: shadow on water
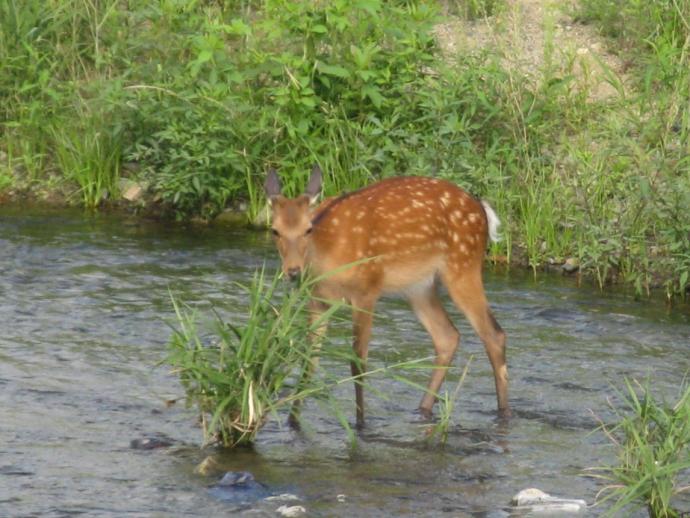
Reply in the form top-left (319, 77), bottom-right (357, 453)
top-left (1, 208), bottom-right (689, 517)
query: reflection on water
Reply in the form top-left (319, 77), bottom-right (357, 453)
top-left (1, 208), bottom-right (688, 517)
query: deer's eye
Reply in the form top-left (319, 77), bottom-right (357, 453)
top-left (271, 228), bottom-right (280, 237)
top-left (305, 227), bottom-right (313, 236)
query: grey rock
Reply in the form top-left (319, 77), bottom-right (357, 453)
top-left (562, 258), bottom-right (579, 274)
top-left (209, 471), bottom-right (271, 504)
top-left (276, 505), bottom-right (306, 517)
top-left (218, 471), bottom-right (256, 486)
top-left (512, 488), bottom-right (587, 514)
top-left (118, 179), bottom-right (147, 202)
top-left (129, 434), bottom-right (174, 450)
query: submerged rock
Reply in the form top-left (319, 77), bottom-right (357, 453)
top-left (129, 434), bottom-right (174, 450)
top-left (218, 471), bottom-right (257, 486)
top-left (194, 455), bottom-right (221, 476)
top-left (512, 488), bottom-right (587, 514)
top-left (265, 494), bottom-right (301, 502)
top-left (208, 471), bottom-right (271, 504)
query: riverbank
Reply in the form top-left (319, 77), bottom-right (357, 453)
top-left (1, 0), bottom-right (688, 299)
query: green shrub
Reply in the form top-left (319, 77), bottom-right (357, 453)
top-left (120, 0), bottom-right (441, 219)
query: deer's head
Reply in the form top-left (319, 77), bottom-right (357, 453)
top-left (264, 165), bottom-right (322, 281)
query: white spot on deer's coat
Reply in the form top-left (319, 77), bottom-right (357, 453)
top-left (440, 192), bottom-right (453, 209)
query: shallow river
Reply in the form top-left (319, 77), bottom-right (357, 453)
top-left (1, 208), bottom-right (689, 517)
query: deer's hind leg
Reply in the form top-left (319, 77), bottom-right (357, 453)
top-left (442, 268), bottom-right (509, 416)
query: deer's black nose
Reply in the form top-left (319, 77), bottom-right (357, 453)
top-left (287, 267), bottom-right (301, 281)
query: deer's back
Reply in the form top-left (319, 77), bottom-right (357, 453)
top-left (309, 177), bottom-right (489, 293)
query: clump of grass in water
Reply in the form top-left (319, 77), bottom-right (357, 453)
top-left (166, 267), bottom-right (336, 447)
top-left (591, 379), bottom-right (690, 517)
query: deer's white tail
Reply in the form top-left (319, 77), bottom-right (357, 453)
top-left (481, 200), bottom-right (502, 243)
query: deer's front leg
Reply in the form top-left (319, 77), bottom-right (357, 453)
top-left (288, 298), bottom-right (330, 429)
top-left (351, 298), bottom-right (376, 429)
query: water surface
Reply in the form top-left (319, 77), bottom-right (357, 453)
top-left (1, 208), bottom-right (688, 517)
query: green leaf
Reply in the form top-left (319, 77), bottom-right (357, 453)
top-left (362, 85), bottom-right (383, 108)
top-left (197, 49), bottom-right (213, 64)
top-left (354, 0), bottom-right (381, 17)
top-left (355, 69), bottom-right (377, 81)
top-left (300, 96), bottom-right (316, 108)
top-left (639, 177), bottom-right (651, 199)
top-left (316, 61), bottom-right (351, 78)
top-left (224, 19), bottom-right (251, 36)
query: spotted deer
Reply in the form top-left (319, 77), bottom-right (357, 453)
top-left (265, 166), bottom-right (509, 427)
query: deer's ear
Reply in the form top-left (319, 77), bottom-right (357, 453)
top-left (305, 164), bottom-right (322, 206)
top-left (264, 168), bottom-right (282, 205)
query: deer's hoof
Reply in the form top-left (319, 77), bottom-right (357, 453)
top-left (497, 407), bottom-right (512, 420)
top-left (287, 413), bottom-right (301, 431)
top-left (417, 407), bottom-right (434, 422)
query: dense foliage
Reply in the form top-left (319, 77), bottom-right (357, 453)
top-left (1, 0), bottom-right (688, 298)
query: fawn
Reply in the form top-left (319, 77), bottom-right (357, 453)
top-left (265, 166), bottom-right (509, 427)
